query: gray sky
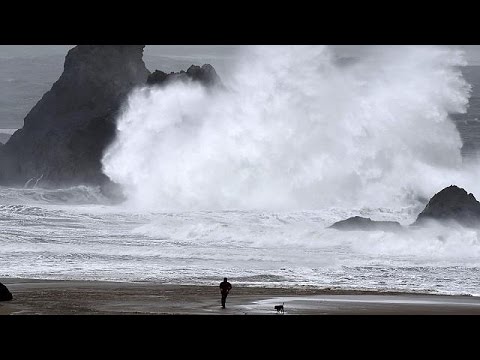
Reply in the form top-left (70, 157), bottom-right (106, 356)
top-left (1, 45), bottom-right (480, 64)
top-left (0, 45), bottom-right (239, 59)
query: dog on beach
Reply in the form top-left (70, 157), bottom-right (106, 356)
top-left (274, 303), bottom-right (284, 314)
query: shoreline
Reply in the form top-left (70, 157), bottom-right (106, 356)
top-left (2, 278), bottom-right (480, 315)
top-left (2, 277), bottom-right (472, 296)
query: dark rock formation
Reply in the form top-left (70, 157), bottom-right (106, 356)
top-left (0, 46), bottom-right (223, 194)
top-left (0, 282), bottom-right (13, 301)
top-left (0, 45), bottom-right (150, 188)
top-left (330, 216), bottom-right (403, 232)
top-left (414, 185), bottom-right (480, 227)
top-left (147, 64), bottom-right (222, 88)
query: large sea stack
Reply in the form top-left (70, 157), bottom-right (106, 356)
top-left (414, 185), bottom-right (480, 227)
top-left (0, 46), bottom-right (222, 193)
top-left (0, 45), bottom-right (150, 189)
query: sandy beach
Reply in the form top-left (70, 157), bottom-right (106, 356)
top-left (2, 278), bottom-right (480, 315)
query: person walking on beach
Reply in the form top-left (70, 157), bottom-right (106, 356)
top-left (219, 277), bottom-right (232, 309)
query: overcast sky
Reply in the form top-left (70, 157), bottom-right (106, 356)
top-left (1, 45), bottom-right (480, 64)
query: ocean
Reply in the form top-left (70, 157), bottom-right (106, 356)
top-left (1, 186), bottom-right (480, 295)
top-left (2, 46), bottom-right (480, 296)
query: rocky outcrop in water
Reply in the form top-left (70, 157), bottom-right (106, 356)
top-left (0, 45), bottom-right (150, 189)
top-left (147, 64), bottom-right (222, 87)
top-left (414, 185), bottom-right (480, 227)
top-left (0, 46), bottom-right (223, 192)
top-left (331, 185), bottom-right (480, 230)
top-left (329, 216), bottom-right (403, 232)
top-left (0, 282), bottom-right (13, 301)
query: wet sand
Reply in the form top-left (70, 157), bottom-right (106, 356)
top-left (2, 278), bottom-right (480, 315)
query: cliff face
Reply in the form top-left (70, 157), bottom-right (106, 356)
top-left (0, 45), bottom-right (150, 187)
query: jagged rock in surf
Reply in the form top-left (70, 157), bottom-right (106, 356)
top-left (0, 282), bottom-right (13, 301)
top-left (0, 45), bottom-right (150, 189)
top-left (414, 185), bottom-right (480, 227)
top-left (329, 216), bottom-right (403, 232)
top-left (147, 64), bottom-right (222, 88)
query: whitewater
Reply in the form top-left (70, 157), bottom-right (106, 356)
top-left (2, 45), bottom-right (480, 296)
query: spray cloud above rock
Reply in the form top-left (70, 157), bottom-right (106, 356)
top-left (103, 45), bottom-right (473, 210)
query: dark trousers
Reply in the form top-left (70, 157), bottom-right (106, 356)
top-left (221, 293), bottom-right (228, 308)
